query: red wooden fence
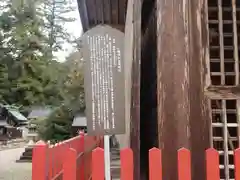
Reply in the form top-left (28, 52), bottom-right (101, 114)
top-left (32, 137), bottom-right (240, 180)
top-left (32, 133), bottom-right (103, 180)
top-left (90, 147), bottom-right (240, 180)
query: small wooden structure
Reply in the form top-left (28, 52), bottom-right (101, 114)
top-left (27, 107), bottom-right (52, 120)
top-left (71, 114), bottom-right (87, 135)
top-left (27, 107), bottom-right (53, 141)
top-left (0, 104), bottom-right (27, 140)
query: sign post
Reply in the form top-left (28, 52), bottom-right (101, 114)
top-left (81, 25), bottom-right (125, 180)
top-left (104, 135), bottom-right (111, 180)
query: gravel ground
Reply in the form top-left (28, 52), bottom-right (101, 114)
top-left (0, 141), bottom-right (27, 151)
top-left (0, 148), bottom-right (32, 180)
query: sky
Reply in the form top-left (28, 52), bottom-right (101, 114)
top-left (54, 0), bottom-right (83, 62)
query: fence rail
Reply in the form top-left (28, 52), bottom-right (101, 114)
top-left (32, 133), bottom-right (103, 180)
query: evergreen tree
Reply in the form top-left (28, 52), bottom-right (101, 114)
top-left (0, 0), bottom-right (64, 107)
top-left (36, 51), bottom-right (85, 141)
top-left (40, 0), bottom-right (76, 59)
top-left (0, 0), bottom-right (85, 141)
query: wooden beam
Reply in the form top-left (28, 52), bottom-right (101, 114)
top-left (103, 0), bottom-right (111, 24)
top-left (118, 0), bottom-right (127, 24)
top-left (237, 100), bottom-right (240, 146)
top-left (204, 0), bottom-right (211, 88)
top-left (185, 0), bottom-right (212, 179)
top-left (110, 24), bottom-right (125, 32)
top-left (95, 0), bottom-right (104, 23)
top-left (218, 0), bottom-right (225, 85)
top-left (130, 0), bottom-right (142, 179)
top-left (156, 0), bottom-right (191, 179)
top-left (222, 100), bottom-right (230, 180)
top-left (232, 0), bottom-right (239, 85)
top-left (77, 0), bottom-right (90, 32)
top-left (156, 0), bottom-right (211, 180)
top-left (111, 0), bottom-right (119, 25)
top-left (206, 86), bottom-right (240, 99)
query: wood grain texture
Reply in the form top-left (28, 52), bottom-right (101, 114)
top-left (130, 0), bottom-right (142, 179)
top-left (77, 0), bottom-right (127, 32)
top-left (156, 0), bottom-right (211, 180)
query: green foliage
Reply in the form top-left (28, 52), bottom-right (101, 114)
top-left (40, 0), bottom-right (77, 59)
top-left (0, 0), bottom-right (85, 142)
top-left (37, 54), bottom-right (85, 141)
top-left (0, 0), bottom-right (64, 107)
top-left (36, 105), bottom-right (73, 143)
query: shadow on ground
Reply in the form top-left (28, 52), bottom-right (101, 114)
top-left (0, 148), bottom-right (32, 180)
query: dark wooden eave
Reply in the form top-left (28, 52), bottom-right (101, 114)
top-left (77, 0), bottom-right (128, 32)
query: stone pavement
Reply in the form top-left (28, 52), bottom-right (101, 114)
top-left (0, 139), bottom-right (27, 151)
top-left (111, 148), bottom-right (121, 180)
top-left (0, 148), bottom-right (32, 180)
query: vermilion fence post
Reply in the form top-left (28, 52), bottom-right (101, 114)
top-left (55, 143), bottom-right (61, 176)
top-left (178, 148), bottom-right (191, 180)
top-left (58, 142), bottom-right (64, 175)
top-left (149, 148), bottom-right (162, 180)
top-left (206, 148), bottom-right (219, 180)
top-left (92, 147), bottom-right (104, 180)
top-left (79, 133), bottom-right (85, 180)
top-left (235, 148), bottom-right (240, 180)
top-left (63, 148), bottom-right (77, 180)
top-left (121, 148), bottom-right (133, 180)
top-left (48, 145), bottom-right (53, 178)
top-left (32, 142), bottom-right (48, 180)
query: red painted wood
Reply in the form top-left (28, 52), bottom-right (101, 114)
top-left (149, 148), bottom-right (162, 180)
top-left (178, 148), bottom-right (191, 180)
top-left (92, 148), bottom-right (104, 180)
top-left (206, 148), bottom-right (219, 180)
top-left (55, 143), bottom-right (61, 175)
top-left (59, 143), bottom-right (65, 174)
top-left (32, 144), bottom-right (240, 180)
top-left (235, 148), bottom-right (240, 180)
top-left (63, 148), bottom-right (77, 180)
top-left (121, 148), bottom-right (134, 180)
top-left (79, 134), bottom-right (85, 180)
top-left (48, 146), bottom-right (53, 178)
top-left (31, 136), bottom-right (105, 180)
top-left (60, 142), bottom-right (67, 176)
top-left (32, 142), bottom-right (48, 180)
top-left (52, 144), bottom-right (58, 177)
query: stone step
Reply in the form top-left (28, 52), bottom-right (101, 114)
top-left (110, 147), bottom-right (121, 179)
top-left (111, 167), bottom-right (121, 179)
top-left (19, 155), bottom-right (32, 160)
top-left (22, 151), bottom-right (32, 157)
top-left (16, 159), bottom-right (32, 163)
top-left (17, 146), bottom-right (33, 163)
top-left (111, 152), bottom-right (120, 156)
top-left (111, 157), bottom-right (120, 161)
top-left (25, 147), bottom-right (34, 151)
top-left (111, 159), bottom-right (120, 166)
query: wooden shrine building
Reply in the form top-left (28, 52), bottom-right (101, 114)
top-left (77, 0), bottom-right (240, 180)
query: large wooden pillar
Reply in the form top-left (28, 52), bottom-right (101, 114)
top-left (130, 0), bottom-right (142, 179)
top-left (156, 0), bottom-right (211, 180)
